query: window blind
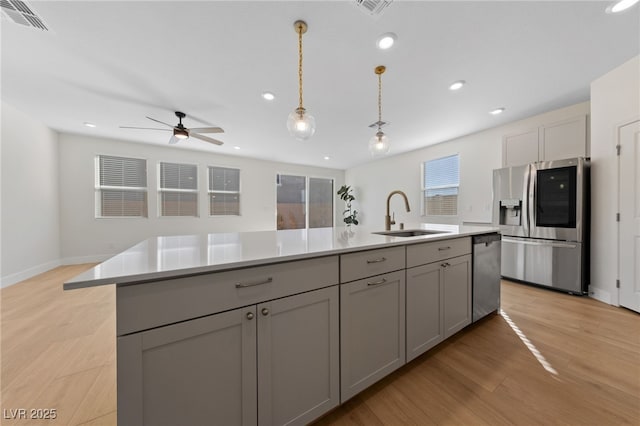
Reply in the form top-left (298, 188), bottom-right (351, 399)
top-left (423, 154), bottom-right (459, 216)
top-left (159, 162), bottom-right (198, 216)
top-left (208, 166), bottom-right (240, 216)
top-left (97, 155), bottom-right (147, 217)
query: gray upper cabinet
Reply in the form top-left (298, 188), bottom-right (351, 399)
top-left (540, 115), bottom-right (588, 161)
top-left (502, 115), bottom-right (588, 167)
top-left (340, 269), bottom-right (406, 402)
top-left (503, 128), bottom-right (540, 167)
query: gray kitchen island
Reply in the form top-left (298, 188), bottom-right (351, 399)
top-left (65, 224), bottom-right (499, 426)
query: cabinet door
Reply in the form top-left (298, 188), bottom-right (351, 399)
top-left (443, 254), bottom-right (472, 338)
top-left (257, 286), bottom-right (339, 426)
top-left (117, 307), bottom-right (257, 426)
top-left (540, 115), bottom-right (588, 161)
top-left (340, 270), bottom-right (405, 402)
top-left (503, 128), bottom-right (539, 167)
top-left (406, 262), bottom-right (444, 362)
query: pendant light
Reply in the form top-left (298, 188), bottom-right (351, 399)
top-left (287, 20), bottom-right (316, 141)
top-left (369, 65), bottom-right (390, 156)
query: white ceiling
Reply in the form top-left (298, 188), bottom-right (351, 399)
top-left (2, 1), bottom-right (639, 169)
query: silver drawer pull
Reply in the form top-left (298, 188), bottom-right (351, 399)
top-left (438, 246), bottom-right (451, 251)
top-left (366, 257), bottom-right (387, 264)
top-left (235, 277), bottom-right (273, 288)
top-left (441, 262), bottom-right (450, 268)
top-left (367, 278), bottom-right (387, 286)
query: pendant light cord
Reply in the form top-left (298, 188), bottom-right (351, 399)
top-left (377, 72), bottom-right (382, 131)
top-left (298, 24), bottom-right (304, 110)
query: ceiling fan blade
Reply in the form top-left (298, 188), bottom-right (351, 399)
top-left (146, 116), bottom-right (175, 127)
top-left (190, 132), bottom-right (224, 146)
top-left (120, 126), bottom-right (171, 131)
top-left (168, 135), bottom-right (180, 145)
top-left (189, 127), bottom-right (224, 134)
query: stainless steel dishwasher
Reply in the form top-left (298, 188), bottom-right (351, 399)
top-left (472, 233), bottom-right (501, 322)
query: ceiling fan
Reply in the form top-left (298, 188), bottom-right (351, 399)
top-left (121, 111), bottom-right (224, 145)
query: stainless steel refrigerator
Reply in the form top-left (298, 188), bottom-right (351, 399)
top-left (492, 157), bottom-right (590, 294)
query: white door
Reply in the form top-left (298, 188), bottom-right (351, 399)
top-left (619, 120), bottom-right (640, 312)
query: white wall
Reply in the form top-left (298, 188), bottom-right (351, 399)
top-left (1, 102), bottom-right (61, 286)
top-left (58, 133), bottom-right (345, 262)
top-left (345, 102), bottom-right (590, 230)
top-left (590, 55), bottom-right (640, 305)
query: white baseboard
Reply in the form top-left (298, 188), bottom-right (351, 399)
top-left (61, 254), bottom-right (111, 265)
top-left (588, 285), bottom-right (616, 306)
top-left (1, 259), bottom-right (62, 288)
top-left (1, 255), bottom-right (113, 288)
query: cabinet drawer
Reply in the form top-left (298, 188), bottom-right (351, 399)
top-left (340, 246), bottom-right (405, 283)
top-left (116, 256), bottom-right (339, 335)
top-left (406, 237), bottom-right (471, 268)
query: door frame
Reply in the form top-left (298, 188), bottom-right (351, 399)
top-left (616, 116), bottom-right (640, 307)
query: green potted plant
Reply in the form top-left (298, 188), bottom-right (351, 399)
top-left (337, 185), bottom-right (359, 227)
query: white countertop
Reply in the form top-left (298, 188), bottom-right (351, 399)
top-left (64, 224), bottom-right (499, 289)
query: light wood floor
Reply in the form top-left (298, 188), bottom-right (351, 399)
top-left (1, 265), bottom-right (639, 425)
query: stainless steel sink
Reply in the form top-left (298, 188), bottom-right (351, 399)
top-left (372, 229), bottom-right (449, 237)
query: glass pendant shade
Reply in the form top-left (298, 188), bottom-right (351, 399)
top-left (369, 131), bottom-right (390, 156)
top-left (287, 107), bottom-right (316, 141)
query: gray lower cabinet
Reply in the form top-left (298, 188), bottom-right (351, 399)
top-left (118, 285), bottom-right (339, 426)
top-left (257, 286), bottom-right (340, 426)
top-left (443, 254), bottom-right (472, 338)
top-left (340, 270), bottom-right (406, 402)
top-left (117, 306), bottom-right (257, 426)
top-left (406, 254), bottom-right (472, 362)
top-left (406, 262), bottom-right (443, 362)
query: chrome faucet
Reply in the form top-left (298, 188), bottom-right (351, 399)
top-left (385, 190), bottom-right (411, 231)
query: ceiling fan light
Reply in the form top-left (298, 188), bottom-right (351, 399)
top-left (368, 131), bottom-right (390, 157)
top-left (174, 128), bottom-right (189, 139)
top-left (287, 107), bottom-right (316, 141)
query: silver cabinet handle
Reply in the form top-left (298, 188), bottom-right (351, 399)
top-left (367, 278), bottom-right (387, 286)
top-left (235, 277), bottom-right (273, 288)
top-left (366, 257), bottom-right (387, 264)
top-left (246, 312), bottom-right (254, 320)
top-left (438, 246), bottom-right (451, 251)
top-left (441, 262), bottom-right (450, 268)
top-left (261, 308), bottom-right (270, 316)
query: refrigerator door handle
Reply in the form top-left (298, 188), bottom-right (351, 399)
top-left (502, 236), bottom-right (577, 249)
top-left (522, 164), bottom-right (531, 236)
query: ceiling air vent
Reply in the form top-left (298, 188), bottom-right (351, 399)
top-left (1, 0), bottom-right (48, 31)
top-left (354, 0), bottom-right (394, 16)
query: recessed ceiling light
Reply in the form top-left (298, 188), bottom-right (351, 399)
top-left (84, 122), bottom-right (96, 128)
top-left (449, 80), bottom-right (466, 91)
top-left (606, 0), bottom-right (639, 13)
top-left (490, 108), bottom-right (506, 115)
top-left (261, 91), bottom-right (275, 101)
top-left (233, 146), bottom-right (241, 150)
top-left (323, 156), bottom-right (330, 160)
top-left (376, 33), bottom-right (397, 50)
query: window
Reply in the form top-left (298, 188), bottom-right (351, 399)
top-left (276, 174), bottom-right (333, 230)
top-left (423, 154), bottom-right (459, 216)
top-left (208, 166), bottom-right (240, 216)
top-left (308, 177), bottom-right (334, 228)
top-left (96, 155), bottom-right (147, 217)
top-left (159, 162), bottom-right (198, 217)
